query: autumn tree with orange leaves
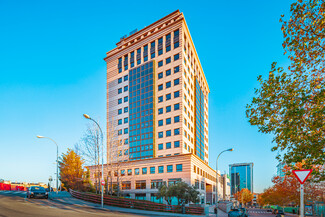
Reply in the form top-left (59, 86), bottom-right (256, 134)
top-left (258, 162), bottom-right (325, 206)
top-left (234, 188), bottom-right (254, 207)
top-left (59, 149), bottom-right (94, 191)
top-left (246, 0), bottom-right (325, 181)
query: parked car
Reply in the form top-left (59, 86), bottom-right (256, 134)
top-left (27, 186), bottom-right (48, 199)
top-left (267, 209), bottom-right (272, 212)
top-left (228, 208), bottom-right (248, 217)
top-left (240, 208), bottom-right (249, 217)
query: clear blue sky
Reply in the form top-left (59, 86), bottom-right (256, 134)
top-left (0, 0), bottom-right (293, 192)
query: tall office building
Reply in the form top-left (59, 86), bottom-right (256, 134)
top-left (229, 163), bottom-right (254, 195)
top-left (89, 10), bottom-right (218, 205)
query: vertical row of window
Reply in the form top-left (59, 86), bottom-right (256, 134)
top-left (118, 29), bottom-right (180, 73)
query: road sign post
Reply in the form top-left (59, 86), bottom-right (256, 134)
top-left (292, 169), bottom-right (312, 217)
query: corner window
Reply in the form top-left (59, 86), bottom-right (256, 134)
top-left (174, 128), bottom-right (180, 135)
top-left (174, 141), bottom-right (180, 148)
top-left (174, 78), bottom-right (180, 85)
top-left (174, 116), bottom-right (180, 123)
top-left (174, 66), bottom-right (180, 73)
top-left (174, 103), bottom-right (180, 110)
top-left (174, 91), bottom-right (180, 98)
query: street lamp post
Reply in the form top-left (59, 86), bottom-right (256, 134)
top-left (215, 148), bottom-right (234, 215)
top-left (83, 114), bottom-right (104, 209)
top-left (36, 135), bottom-right (59, 194)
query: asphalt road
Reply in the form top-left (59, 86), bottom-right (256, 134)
top-left (0, 191), bottom-right (145, 217)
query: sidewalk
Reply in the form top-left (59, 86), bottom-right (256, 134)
top-left (206, 205), bottom-right (227, 217)
top-left (50, 194), bottom-right (207, 217)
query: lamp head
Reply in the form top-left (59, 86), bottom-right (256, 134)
top-left (83, 114), bottom-right (90, 119)
top-left (228, 148), bottom-right (234, 152)
top-left (36, 135), bottom-right (44, 138)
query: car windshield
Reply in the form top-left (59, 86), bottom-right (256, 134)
top-left (31, 186), bottom-right (45, 191)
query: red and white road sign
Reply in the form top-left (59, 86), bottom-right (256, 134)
top-left (101, 179), bottom-right (105, 186)
top-left (292, 169), bottom-right (312, 184)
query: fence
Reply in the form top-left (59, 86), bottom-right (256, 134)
top-left (69, 189), bottom-right (204, 215)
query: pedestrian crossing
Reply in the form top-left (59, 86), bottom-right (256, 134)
top-left (248, 211), bottom-right (268, 214)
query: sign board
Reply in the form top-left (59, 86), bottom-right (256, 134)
top-left (292, 169), bottom-right (312, 184)
top-left (101, 179), bottom-right (105, 186)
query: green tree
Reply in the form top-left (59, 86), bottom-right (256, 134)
top-left (246, 0), bottom-right (325, 181)
top-left (156, 181), bottom-right (199, 205)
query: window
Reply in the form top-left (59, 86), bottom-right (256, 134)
top-left (166, 118), bottom-right (171, 125)
top-left (166, 93), bottom-right (171, 101)
top-left (130, 51), bottom-right (135, 68)
top-left (124, 96), bottom-right (128, 102)
top-left (158, 96), bottom-right (163, 103)
top-left (174, 116), bottom-right (180, 123)
top-left (174, 103), bottom-right (180, 110)
top-left (158, 84), bottom-right (163, 91)
top-left (124, 149), bottom-right (128, 155)
top-left (158, 131), bottom-right (163, 138)
top-left (118, 57), bottom-right (122, 73)
top-left (158, 60), bottom-right (163, 67)
top-left (166, 57), bottom-right (171, 64)
top-left (118, 78), bottom-right (122, 84)
top-left (195, 180), bottom-right (199, 189)
top-left (201, 181), bottom-right (205, 190)
top-left (137, 48), bottom-right (141, 65)
top-left (166, 33), bottom-right (171, 52)
top-left (151, 41), bottom-right (156, 59)
top-left (166, 81), bottom-right (171, 88)
top-left (167, 165), bottom-right (173, 173)
top-left (122, 181), bottom-right (131, 190)
top-left (124, 107), bottom-right (128, 113)
top-left (124, 117), bottom-right (128, 124)
top-left (174, 53), bottom-right (180, 61)
top-left (151, 179), bottom-right (165, 189)
top-left (176, 164), bottom-right (182, 172)
top-left (174, 66), bottom-right (180, 73)
top-left (158, 166), bottom-right (164, 173)
top-left (158, 143), bottom-right (163, 150)
top-left (136, 180), bottom-right (146, 189)
top-left (124, 128), bottom-right (128, 134)
top-left (158, 120), bottom-right (163, 126)
top-left (121, 169), bottom-right (125, 176)
top-left (135, 168), bottom-right (140, 175)
top-left (174, 141), bottom-right (180, 148)
top-left (124, 85), bottom-right (128, 92)
top-left (118, 109), bottom-right (122, 115)
top-left (150, 166), bottom-right (155, 174)
top-left (142, 167), bottom-right (147, 175)
top-left (128, 169), bottom-right (132, 175)
top-left (174, 91), bottom-right (180, 98)
top-left (118, 88), bottom-right (122, 94)
top-left (174, 78), bottom-right (180, 85)
top-left (166, 130), bottom-right (171, 137)
top-left (124, 55), bottom-right (128, 70)
top-left (158, 108), bottom-right (163, 114)
top-left (174, 41), bottom-right (179, 48)
top-left (166, 142), bottom-right (171, 149)
top-left (174, 128), bottom-right (180, 135)
top-left (166, 106), bottom-right (171, 113)
top-left (158, 37), bottom-right (163, 56)
top-left (158, 72), bottom-right (163, 79)
top-left (118, 98), bottom-right (122, 104)
top-left (143, 45), bottom-right (148, 62)
top-left (125, 138), bottom-right (128, 144)
top-left (124, 75), bottom-right (128, 81)
top-left (118, 119), bottom-right (122, 125)
top-left (166, 69), bottom-right (171, 76)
